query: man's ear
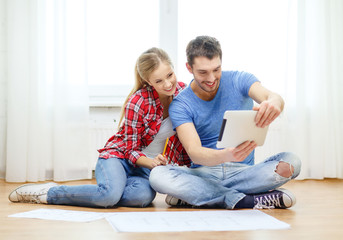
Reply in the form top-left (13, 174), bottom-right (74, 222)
top-left (186, 63), bottom-right (193, 74)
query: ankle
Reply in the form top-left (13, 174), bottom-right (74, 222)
top-left (234, 195), bottom-right (254, 209)
top-left (39, 193), bottom-right (48, 204)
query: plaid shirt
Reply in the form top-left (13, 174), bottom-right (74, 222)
top-left (98, 82), bottom-right (191, 167)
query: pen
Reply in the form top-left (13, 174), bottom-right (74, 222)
top-left (162, 137), bottom-right (169, 156)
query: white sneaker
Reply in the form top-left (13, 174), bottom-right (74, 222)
top-left (8, 182), bottom-right (58, 204)
top-left (165, 195), bottom-right (191, 206)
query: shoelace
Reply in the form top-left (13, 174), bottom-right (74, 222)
top-left (253, 193), bottom-right (282, 209)
top-left (16, 191), bottom-right (44, 204)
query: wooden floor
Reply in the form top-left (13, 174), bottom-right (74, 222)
top-left (1, 178), bottom-right (342, 240)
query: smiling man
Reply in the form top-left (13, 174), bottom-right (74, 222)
top-left (149, 36), bottom-right (301, 210)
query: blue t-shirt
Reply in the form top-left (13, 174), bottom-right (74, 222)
top-left (169, 71), bottom-right (259, 166)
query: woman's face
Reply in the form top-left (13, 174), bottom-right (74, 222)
top-left (147, 62), bottom-right (177, 98)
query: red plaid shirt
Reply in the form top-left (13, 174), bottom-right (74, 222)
top-left (98, 82), bottom-right (191, 167)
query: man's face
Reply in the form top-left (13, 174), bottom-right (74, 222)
top-left (187, 56), bottom-right (222, 96)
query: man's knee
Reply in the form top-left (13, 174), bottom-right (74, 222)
top-left (275, 161), bottom-right (293, 178)
top-left (275, 153), bottom-right (301, 178)
top-left (149, 166), bottom-right (166, 191)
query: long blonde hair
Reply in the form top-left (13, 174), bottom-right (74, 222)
top-left (118, 47), bottom-right (173, 129)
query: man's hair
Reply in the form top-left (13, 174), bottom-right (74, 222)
top-left (186, 36), bottom-right (222, 67)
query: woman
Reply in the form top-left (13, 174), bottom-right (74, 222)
top-left (8, 47), bottom-right (190, 208)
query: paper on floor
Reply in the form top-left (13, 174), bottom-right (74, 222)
top-left (9, 208), bottom-right (290, 232)
top-left (106, 210), bottom-right (290, 232)
top-left (8, 208), bottom-right (111, 222)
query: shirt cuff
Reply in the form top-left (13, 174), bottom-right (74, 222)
top-left (127, 150), bottom-right (146, 166)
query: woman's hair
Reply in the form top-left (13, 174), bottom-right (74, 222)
top-left (186, 35), bottom-right (222, 67)
top-left (117, 47), bottom-right (173, 128)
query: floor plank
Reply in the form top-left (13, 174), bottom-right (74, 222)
top-left (1, 178), bottom-right (343, 240)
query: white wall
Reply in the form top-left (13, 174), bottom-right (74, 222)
top-left (0, 0), bottom-right (7, 178)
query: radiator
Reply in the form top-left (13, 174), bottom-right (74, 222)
top-left (89, 123), bottom-right (116, 169)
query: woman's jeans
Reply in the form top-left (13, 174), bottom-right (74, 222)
top-left (47, 157), bottom-right (156, 208)
top-left (149, 152), bottom-right (301, 209)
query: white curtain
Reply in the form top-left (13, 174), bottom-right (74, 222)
top-left (287, 0), bottom-right (343, 179)
top-left (259, 0), bottom-right (343, 179)
top-left (5, 0), bottom-right (92, 182)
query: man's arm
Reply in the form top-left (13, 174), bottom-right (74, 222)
top-left (176, 122), bottom-right (257, 166)
top-left (249, 82), bottom-right (285, 128)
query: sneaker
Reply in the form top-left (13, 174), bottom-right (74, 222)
top-left (165, 195), bottom-right (191, 206)
top-left (8, 182), bottom-right (58, 204)
top-left (253, 188), bottom-right (296, 209)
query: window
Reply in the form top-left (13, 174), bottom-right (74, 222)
top-left (87, 0), bottom-right (159, 106)
top-left (177, 0), bottom-right (290, 96)
top-left (47, 0), bottom-right (291, 106)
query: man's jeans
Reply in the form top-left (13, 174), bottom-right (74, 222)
top-left (150, 152), bottom-right (301, 209)
top-left (47, 157), bottom-right (156, 208)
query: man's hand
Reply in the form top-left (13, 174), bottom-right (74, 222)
top-left (249, 82), bottom-right (284, 128)
top-left (253, 100), bottom-right (282, 128)
top-left (224, 140), bottom-right (257, 162)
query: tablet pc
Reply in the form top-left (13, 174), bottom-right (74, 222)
top-left (216, 110), bottom-right (269, 148)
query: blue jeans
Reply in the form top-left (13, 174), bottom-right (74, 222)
top-left (47, 157), bottom-right (156, 208)
top-left (149, 152), bottom-right (301, 209)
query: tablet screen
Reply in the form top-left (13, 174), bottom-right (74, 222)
top-left (217, 110), bottom-right (269, 148)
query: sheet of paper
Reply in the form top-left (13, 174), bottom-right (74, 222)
top-left (106, 210), bottom-right (290, 232)
top-left (8, 208), bottom-right (110, 222)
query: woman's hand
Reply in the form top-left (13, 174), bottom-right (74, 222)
top-left (136, 154), bottom-right (167, 169)
top-left (150, 154), bottom-right (168, 168)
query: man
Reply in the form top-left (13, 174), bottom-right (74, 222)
top-left (149, 36), bottom-right (301, 209)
